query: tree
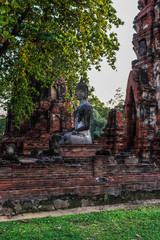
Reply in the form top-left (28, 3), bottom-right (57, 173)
top-left (0, 115), bottom-right (6, 140)
top-left (88, 86), bottom-right (110, 119)
top-left (91, 108), bottom-right (106, 141)
top-left (88, 86), bottom-right (110, 140)
top-left (106, 87), bottom-right (125, 119)
top-left (0, 0), bottom-right (123, 125)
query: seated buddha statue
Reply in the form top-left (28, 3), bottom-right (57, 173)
top-left (60, 78), bottom-right (92, 145)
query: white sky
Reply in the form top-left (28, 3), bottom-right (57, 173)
top-left (88, 0), bottom-right (139, 104)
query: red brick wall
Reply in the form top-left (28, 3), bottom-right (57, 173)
top-left (0, 156), bottom-right (159, 213)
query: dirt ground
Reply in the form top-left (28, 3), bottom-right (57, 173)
top-left (0, 199), bottom-right (160, 222)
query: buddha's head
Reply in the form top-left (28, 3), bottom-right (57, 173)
top-left (75, 78), bottom-right (88, 101)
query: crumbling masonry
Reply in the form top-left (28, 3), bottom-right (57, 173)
top-left (102, 0), bottom-right (160, 164)
top-left (0, 78), bottom-right (74, 155)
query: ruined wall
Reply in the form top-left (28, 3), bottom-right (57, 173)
top-left (101, 109), bottom-right (125, 154)
top-left (124, 0), bottom-right (160, 160)
top-left (101, 0), bottom-right (160, 162)
top-left (125, 69), bottom-right (157, 159)
top-left (0, 155), bottom-right (159, 216)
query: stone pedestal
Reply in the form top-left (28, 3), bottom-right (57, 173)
top-left (60, 144), bottom-right (102, 157)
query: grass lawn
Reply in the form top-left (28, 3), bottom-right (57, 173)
top-left (0, 204), bottom-right (160, 240)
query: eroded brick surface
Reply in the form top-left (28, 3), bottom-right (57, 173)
top-left (102, 0), bottom-right (160, 162)
top-left (0, 80), bottom-right (74, 155)
top-left (0, 155), bottom-right (159, 216)
top-left (101, 109), bottom-right (125, 154)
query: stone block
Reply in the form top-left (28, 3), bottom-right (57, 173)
top-left (60, 144), bottom-right (102, 157)
top-left (53, 199), bottom-right (69, 209)
top-left (105, 187), bottom-right (121, 197)
top-left (81, 199), bottom-right (94, 207)
top-left (14, 202), bottom-right (22, 214)
top-left (125, 157), bottom-right (139, 165)
top-left (2, 208), bottom-right (14, 217)
top-left (95, 177), bottom-right (109, 183)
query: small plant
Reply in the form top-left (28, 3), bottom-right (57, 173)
top-left (0, 117), bottom-right (6, 140)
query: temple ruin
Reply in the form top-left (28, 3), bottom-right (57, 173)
top-left (0, 78), bottom-right (74, 155)
top-left (102, 0), bottom-right (160, 164)
top-left (0, 0), bottom-right (160, 216)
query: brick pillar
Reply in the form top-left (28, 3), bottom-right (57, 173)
top-left (101, 109), bottom-right (125, 154)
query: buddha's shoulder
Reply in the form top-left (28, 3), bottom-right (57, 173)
top-left (82, 102), bottom-right (92, 109)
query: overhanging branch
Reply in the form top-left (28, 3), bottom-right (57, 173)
top-left (0, 5), bottom-right (31, 58)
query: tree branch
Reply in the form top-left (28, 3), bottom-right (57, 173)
top-left (0, 5), bottom-right (31, 58)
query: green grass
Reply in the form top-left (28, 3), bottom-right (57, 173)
top-left (0, 204), bottom-right (160, 240)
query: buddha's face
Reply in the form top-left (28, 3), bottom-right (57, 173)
top-left (75, 89), bottom-right (86, 101)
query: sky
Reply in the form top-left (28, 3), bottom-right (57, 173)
top-left (88, 0), bottom-right (139, 104)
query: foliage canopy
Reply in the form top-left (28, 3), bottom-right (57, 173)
top-left (90, 108), bottom-right (107, 140)
top-left (106, 87), bottom-right (125, 119)
top-left (0, 0), bottom-right (123, 124)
